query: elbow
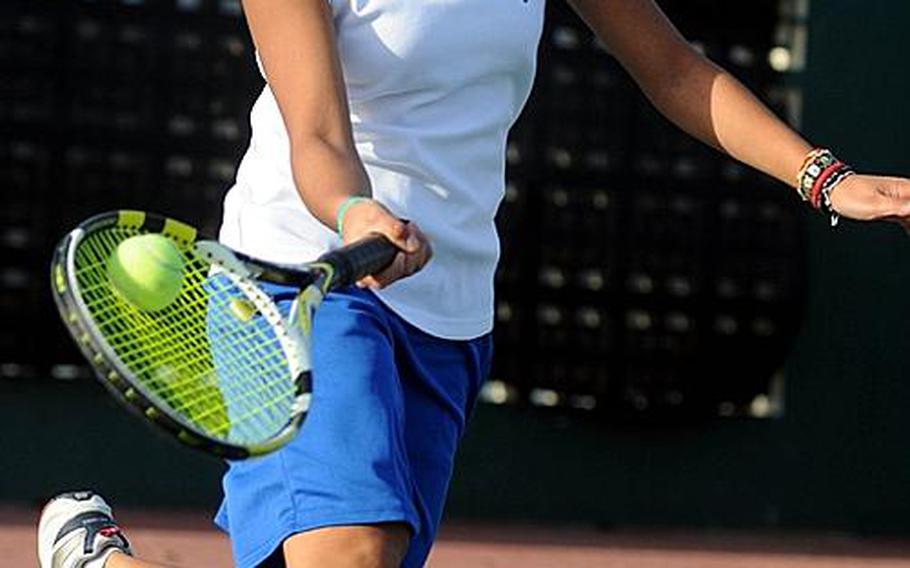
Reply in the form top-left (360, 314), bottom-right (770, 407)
top-left (633, 46), bottom-right (725, 149)
top-left (289, 130), bottom-right (362, 178)
top-left (642, 44), bottom-right (717, 110)
top-left (289, 127), bottom-right (353, 159)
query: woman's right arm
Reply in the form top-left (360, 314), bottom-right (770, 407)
top-left (241, 0), bottom-right (431, 287)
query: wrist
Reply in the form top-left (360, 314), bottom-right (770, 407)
top-left (795, 147), bottom-right (855, 227)
top-left (335, 196), bottom-right (373, 237)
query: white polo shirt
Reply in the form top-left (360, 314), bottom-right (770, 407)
top-left (220, 0), bottom-right (546, 339)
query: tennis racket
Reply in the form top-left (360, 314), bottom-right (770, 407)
top-left (50, 210), bottom-right (397, 459)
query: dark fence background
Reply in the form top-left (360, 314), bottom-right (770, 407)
top-left (4, 0), bottom-right (800, 416)
top-left (2, 0), bottom-right (909, 534)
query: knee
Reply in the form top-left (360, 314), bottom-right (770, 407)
top-left (284, 523), bottom-right (410, 568)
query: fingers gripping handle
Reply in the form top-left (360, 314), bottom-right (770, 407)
top-left (318, 234), bottom-right (399, 289)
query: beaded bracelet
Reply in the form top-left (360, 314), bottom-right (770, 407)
top-left (796, 148), bottom-right (828, 183)
top-left (335, 196), bottom-right (371, 237)
top-left (796, 148), bottom-right (853, 227)
top-left (820, 166), bottom-right (855, 227)
top-left (797, 149), bottom-right (837, 203)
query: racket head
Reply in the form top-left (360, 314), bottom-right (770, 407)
top-left (50, 210), bottom-right (322, 459)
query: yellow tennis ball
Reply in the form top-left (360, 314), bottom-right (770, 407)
top-left (108, 234), bottom-right (185, 311)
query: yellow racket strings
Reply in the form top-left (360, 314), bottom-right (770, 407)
top-left (73, 225), bottom-right (298, 445)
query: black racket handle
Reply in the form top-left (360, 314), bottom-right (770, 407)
top-left (319, 233), bottom-right (399, 289)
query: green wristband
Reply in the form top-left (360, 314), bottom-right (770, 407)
top-left (335, 196), bottom-right (371, 237)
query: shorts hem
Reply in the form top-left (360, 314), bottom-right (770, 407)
top-left (232, 507), bottom-right (419, 568)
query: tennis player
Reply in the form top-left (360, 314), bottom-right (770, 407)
top-left (39, 1), bottom-right (910, 567)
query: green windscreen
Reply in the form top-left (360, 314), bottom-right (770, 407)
top-left (70, 223), bottom-right (298, 446)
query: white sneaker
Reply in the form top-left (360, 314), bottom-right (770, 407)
top-left (38, 491), bottom-right (132, 568)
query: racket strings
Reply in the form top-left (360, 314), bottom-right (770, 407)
top-left (73, 226), bottom-right (300, 445)
top-left (77, 234), bottom-right (221, 384)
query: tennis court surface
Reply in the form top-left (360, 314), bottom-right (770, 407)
top-left (4, 506), bottom-right (910, 567)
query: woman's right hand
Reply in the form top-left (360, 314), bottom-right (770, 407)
top-left (339, 199), bottom-right (433, 290)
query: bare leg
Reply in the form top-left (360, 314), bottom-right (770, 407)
top-left (283, 523), bottom-right (410, 568)
top-left (105, 552), bottom-right (176, 568)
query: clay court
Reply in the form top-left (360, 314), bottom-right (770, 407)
top-left (5, 506), bottom-right (910, 567)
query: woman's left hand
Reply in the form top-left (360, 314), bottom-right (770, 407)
top-left (828, 174), bottom-right (910, 236)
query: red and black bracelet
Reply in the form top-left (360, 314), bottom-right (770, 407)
top-left (796, 148), bottom-right (854, 227)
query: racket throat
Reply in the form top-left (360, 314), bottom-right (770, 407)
top-left (285, 286), bottom-right (323, 375)
top-left (292, 371), bottom-right (313, 416)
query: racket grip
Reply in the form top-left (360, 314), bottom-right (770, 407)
top-left (319, 234), bottom-right (399, 289)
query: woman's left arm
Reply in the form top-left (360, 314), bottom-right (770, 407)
top-left (568, 0), bottom-right (910, 232)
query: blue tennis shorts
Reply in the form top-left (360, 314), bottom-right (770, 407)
top-left (211, 283), bottom-right (493, 568)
